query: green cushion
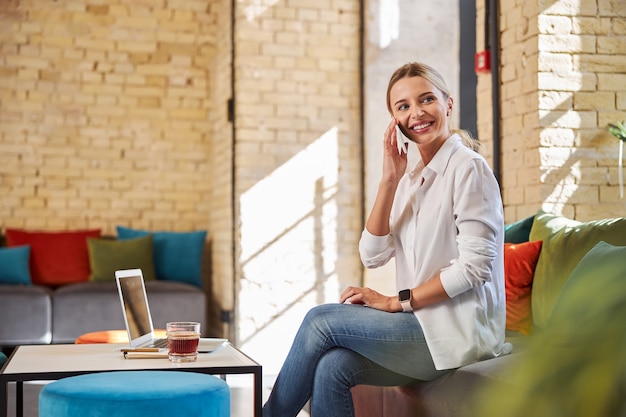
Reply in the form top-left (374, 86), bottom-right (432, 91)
top-left (504, 214), bottom-right (535, 243)
top-left (87, 235), bottom-right (156, 282)
top-left (0, 245), bottom-right (31, 285)
top-left (529, 210), bottom-right (626, 328)
top-left (0, 352), bottom-right (7, 367)
top-left (472, 241), bottom-right (626, 417)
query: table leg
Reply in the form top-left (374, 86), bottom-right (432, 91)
top-left (16, 382), bottom-right (23, 417)
top-left (254, 370), bottom-right (262, 417)
top-left (1, 381), bottom-right (6, 417)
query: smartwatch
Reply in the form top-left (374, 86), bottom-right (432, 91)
top-left (398, 289), bottom-right (413, 312)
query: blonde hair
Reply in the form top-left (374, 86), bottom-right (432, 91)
top-left (386, 62), bottom-right (482, 154)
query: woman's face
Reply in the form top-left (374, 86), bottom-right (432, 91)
top-left (389, 76), bottom-right (452, 147)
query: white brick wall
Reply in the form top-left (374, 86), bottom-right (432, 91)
top-left (478, 0), bottom-right (626, 222)
top-left (233, 0), bottom-right (362, 372)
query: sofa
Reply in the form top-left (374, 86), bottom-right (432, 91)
top-left (0, 227), bottom-right (210, 351)
top-left (352, 209), bottom-right (626, 417)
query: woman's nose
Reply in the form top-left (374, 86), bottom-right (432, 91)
top-left (411, 107), bottom-right (424, 118)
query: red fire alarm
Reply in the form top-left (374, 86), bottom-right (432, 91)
top-left (475, 50), bottom-right (491, 73)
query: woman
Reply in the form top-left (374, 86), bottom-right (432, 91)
top-left (263, 62), bottom-right (509, 417)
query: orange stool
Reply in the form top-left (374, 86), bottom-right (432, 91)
top-left (75, 329), bottom-right (167, 344)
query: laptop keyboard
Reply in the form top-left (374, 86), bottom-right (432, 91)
top-left (145, 338), bottom-right (168, 348)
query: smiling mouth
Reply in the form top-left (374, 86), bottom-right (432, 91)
top-left (411, 121), bottom-right (433, 131)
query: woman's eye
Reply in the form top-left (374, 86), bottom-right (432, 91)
top-left (421, 96), bottom-right (435, 104)
top-left (397, 104), bottom-right (409, 111)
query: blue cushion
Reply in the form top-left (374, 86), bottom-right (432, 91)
top-left (0, 352), bottom-right (7, 367)
top-left (116, 227), bottom-right (207, 288)
top-left (0, 245), bottom-right (31, 285)
top-left (504, 214), bottom-right (535, 243)
top-left (39, 371), bottom-right (229, 417)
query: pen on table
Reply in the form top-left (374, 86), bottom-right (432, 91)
top-left (120, 348), bottom-right (160, 352)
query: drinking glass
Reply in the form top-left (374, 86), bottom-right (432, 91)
top-left (166, 322), bottom-right (200, 363)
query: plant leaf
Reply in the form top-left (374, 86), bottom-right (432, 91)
top-left (608, 122), bottom-right (626, 142)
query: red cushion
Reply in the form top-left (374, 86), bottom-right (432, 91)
top-left (5, 228), bottom-right (101, 286)
top-left (504, 240), bottom-right (543, 335)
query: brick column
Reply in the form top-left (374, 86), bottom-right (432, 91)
top-left (477, 0), bottom-right (626, 222)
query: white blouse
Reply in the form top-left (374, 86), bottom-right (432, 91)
top-left (359, 134), bottom-right (510, 370)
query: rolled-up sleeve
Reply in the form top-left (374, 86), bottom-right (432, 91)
top-left (359, 228), bottom-right (395, 268)
top-left (439, 235), bottom-right (498, 298)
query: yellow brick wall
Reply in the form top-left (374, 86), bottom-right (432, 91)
top-left (0, 0), bottom-right (225, 336)
top-left (0, 0), bottom-right (363, 345)
top-left (206, 0), bottom-right (235, 337)
top-left (4, 0), bottom-right (623, 345)
top-left (232, 0), bottom-right (362, 358)
top-left (477, 0), bottom-right (626, 222)
top-left (498, 0), bottom-right (542, 222)
top-left (0, 0), bottom-right (218, 233)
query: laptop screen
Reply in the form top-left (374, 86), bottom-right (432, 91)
top-left (116, 271), bottom-right (154, 344)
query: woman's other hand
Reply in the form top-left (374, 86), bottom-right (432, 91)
top-left (339, 286), bottom-right (397, 312)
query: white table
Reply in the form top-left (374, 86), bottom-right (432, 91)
top-left (0, 342), bottom-right (262, 417)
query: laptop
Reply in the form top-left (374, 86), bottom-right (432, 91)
top-left (115, 268), bottom-right (227, 352)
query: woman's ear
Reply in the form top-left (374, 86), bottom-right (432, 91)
top-left (447, 97), bottom-right (454, 117)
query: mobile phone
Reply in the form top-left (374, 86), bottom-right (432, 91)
top-left (395, 125), bottom-right (409, 155)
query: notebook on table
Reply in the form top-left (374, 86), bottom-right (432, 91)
top-left (115, 268), bottom-right (227, 352)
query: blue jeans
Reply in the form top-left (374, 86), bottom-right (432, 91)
top-left (262, 303), bottom-right (450, 417)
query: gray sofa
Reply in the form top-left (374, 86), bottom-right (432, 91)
top-left (351, 336), bottom-right (526, 417)
top-left (352, 210), bottom-right (626, 417)
top-left (0, 231), bottom-right (208, 350)
top-left (0, 280), bottom-right (206, 347)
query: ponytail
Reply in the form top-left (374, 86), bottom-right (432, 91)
top-left (453, 129), bottom-right (483, 154)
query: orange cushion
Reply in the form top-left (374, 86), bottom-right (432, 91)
top-left (75, 329), bottom-right (166, 344)
top-left (504, 240), bottom-right (543, 335)
top-left (5, 228), bottom-right (101, 286)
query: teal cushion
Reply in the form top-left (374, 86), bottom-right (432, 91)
top-left (504, 214), bottom-right (535, 243)
top-left (87, 235), bottom-right (156, 282)
top-left (39, 371), bottom-right (229, 417)
top-left (0, 245), bottom-right (31, 285)
top-left (528, 210), bottom-right (626, 328)
top-left (116, 226), bottom-right (207, 288)
top-left (0, 352), bottom-right (7, 367)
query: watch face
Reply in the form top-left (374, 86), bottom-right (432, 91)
top-left (399, 289), bottom-right (411, 301)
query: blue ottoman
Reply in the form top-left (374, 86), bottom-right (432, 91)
top-left (39, 371), bottom-right (230, 417)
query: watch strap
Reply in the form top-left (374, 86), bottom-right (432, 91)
top-left (399, 289), bottom-right (412, 312)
